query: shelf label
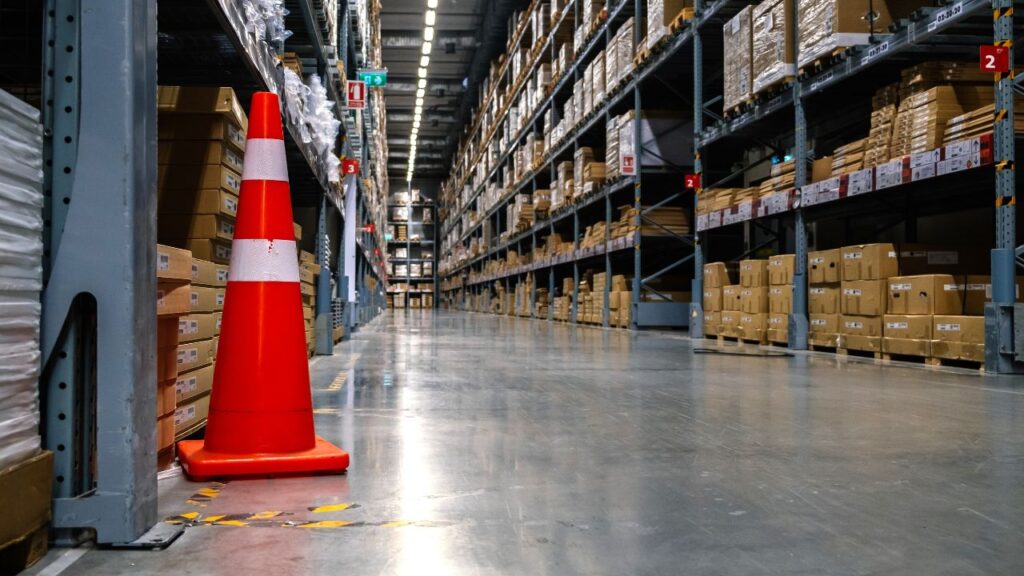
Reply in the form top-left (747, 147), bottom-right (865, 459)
top-left (809, 71), bottom-right (834, 93)
top-left (875, 159), bottom-right (904, 189)
top-left (937, 153), bottom-right (981, 175)
top-left (928, 2), bottom-right (963, 32)
top-left (847, 168), bottom-right (873, 196)
top-left (861, 41), bottom-right (890, 65)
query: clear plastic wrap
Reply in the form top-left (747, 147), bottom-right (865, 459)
top-left (723, 6), bottom-right (753, 111)
top-left (242, 0), bottom-right (293, 45)
top-left (0, 89), bottom-right (42, 470)
top-left (752, 0), bottom-right (795, 94)
top-left (282, 69), bottom-right (341, 183)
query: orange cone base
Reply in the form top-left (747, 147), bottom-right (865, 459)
top-left (176, 436), bottom-right (349, 482)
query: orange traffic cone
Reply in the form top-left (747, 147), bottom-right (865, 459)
top-left (177, 92), bottom-right (349, 481)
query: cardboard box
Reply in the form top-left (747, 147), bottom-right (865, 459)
top-left (190, 286), bottom-right (224, 313)
top-left (157, 414), bottom-right (175, 452)
top-left (159, 188), bottom-right (239, 218)
top-left (703, 312), bottom-right (721, 335)
top-left (157, 114), bottom-right (246, 154)
top-left (0, 450), bottom-right (53, 563)
top-left (703, 262), bottom-right (733, 288)
top-left (157, 85), bottom-right (248, 132)
top-left (157, 377), bottom-right (176, 417)
top-left (158, 163), bottom-right (241, 195)
top-left (722, 285), bottom-right (743, 311)
top-left (769, 285), bottom-right (792, 314)
top-left (157, 244), bottom-right (192, 282)
top-left (768, 254), bottom-right (795, 285)
top-left (739, 259), bottom-right (768, 287)
top-left (723, 6), bottom-right (753, 111)
top-left (191, 258), bottom-right (228, 287)
top-left (160, 214), bottom-right (235, 243)
top-left (841, 243), bottom-right (898, 281)
top-left (887, 274), bottom-right (962, 315)
top-left (798, 0), bottom-right (892, 69)
top-left (740, 286), bottom-right (769, 314)
top-left (703, 287), bottom-right (723, 312)
top-left (157, 281), bottom-right (191, 317)
top-left (882, 336), bottom-right (930, 357)
top-left (178, 313), bottom-right (218, 343)
top-left (842, 334), bottom-right (882, 353)
top-left (809, 313), bottom-right (839, 334)
top-left (883, 314), bottom-right (932, 340)
top-left (751, 0), bottom-right (795, 94)
top-left (959, 275), bottom-right (1024, 315)
top-left (176, 338), bottom-right (214, 373)
top-left (174, 393), bottom-right (211, 436)
top-left (739, 313), bottom-right (767, 341)
top-left (300, 267), bottom-right (316, 285)
top-left (175, 364), bottom-right (214, 404)
top-left (767, 313), bottom-right (789, 343)
top-left (931, 315), bottom-right (985, 362)
top-left (184, 238), bottom-right (232, 264)
top-left (158, 139), bottom-right (244, 174)
top-left (841, 314), bottom-right (882, 337)
top-left (808, 249), bottom-right (840, 284)
top-left (808, 284), bottom-right (839, 314)
top-left (841, 280), bottom-right (887, 316)
top-left (720, 311), bottom-right (740, 337)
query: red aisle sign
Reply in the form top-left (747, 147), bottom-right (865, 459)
top-left (342, 158), bottom-right (360, 175)
top-left (684, 173), bottom-right (701, 189)
top-left (980, 45), bottom-right (1010, 73)
top-left (347, 80), bottom-right (366, 109)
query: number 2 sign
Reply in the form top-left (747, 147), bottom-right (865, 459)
top-left (980, 45), bottom-right (1010, 73)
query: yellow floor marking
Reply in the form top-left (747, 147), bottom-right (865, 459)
top-left (179, 512), bottom-right (200, 520)
top-left (296, 520), bottom-right (353, 528)
top-left (213, 520), bottom-right (248, 527)
top-left (185, 500), bottom-right (208, 507)
top-left (201, 515), bottom-right (225, 523)
top-left (196, 487), bottom-right (221, 497)
top-left (310, 503), bottom-right (352, 514)
top-left (247, 511), bottom-right (283, 520)
top-left (380, 520), bottom-right (411, 528)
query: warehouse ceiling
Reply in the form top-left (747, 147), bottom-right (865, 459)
top-left (380, 0), bottom-right (530, 180)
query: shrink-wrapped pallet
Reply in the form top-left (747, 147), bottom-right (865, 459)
top-left (797, 0), bottom-right (892, 69)
top-left (752, 0), bottom-right (795, 94)
top-left (723, 6), bottom-right (753, 111)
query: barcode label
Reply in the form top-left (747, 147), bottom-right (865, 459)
top-left (886, 322), bottom-right (908, 329)
top-left (216, 292), bottom-right (225, 306)
top-left (811, 319), bottom-right (826, 326)
top-left (190, 292), bottom-right (199, 305)
top-left (936, 323), bottom-right (961, 332)
top-left (845, 321), bottom-right (863, 329)
top-left (176, 376), bottom-right (198, 395)
top-left (217, 269), bottom-right (229, 282)
top-left (810, 287), bottom-right (826, 295)
top-left (843, 288), bottom-right (862, 296)
top-left (890, 283), bottom-right (912, 291)
top-left (844, 252), bottom-right (862, 260)
top-left (159, 253), bottom-right (170, 271)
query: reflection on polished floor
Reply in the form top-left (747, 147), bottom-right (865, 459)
top-left (35, 310), bottom-right (1024, 575)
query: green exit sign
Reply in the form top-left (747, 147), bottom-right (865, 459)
top-left (358, 68), bottom-right (388, 87)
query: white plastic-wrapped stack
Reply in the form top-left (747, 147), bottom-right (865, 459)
top-left (243, 0), bottom-right (293, 45)
top-left (0, 90), bottom-right (44, 470)
top-left (283, 69), bottom-right (342, 183)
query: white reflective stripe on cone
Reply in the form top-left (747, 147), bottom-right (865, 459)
top-left (228, 239), bottom-right (300, 282)
top-left (241, 138), bottom-right (289, 182)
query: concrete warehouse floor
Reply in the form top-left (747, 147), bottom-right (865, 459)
top-left (28, 311), bottom-right (1024, 575)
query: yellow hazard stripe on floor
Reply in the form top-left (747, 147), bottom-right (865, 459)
top-left (309, 503), bottom-right (355, 513)
top-left (379, 520), bottom-right (411, 528)
top-left (248, 511), bottom-right (284, 520)
top-left (213, 520), bottom-right (249, 527)
top-left (294, 520), bottom-right (355, 528)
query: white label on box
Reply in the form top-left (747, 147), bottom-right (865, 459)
top-left (810, 257), bottom-right (825, 265)
top-left (175, 405), bottom-right (197, 426)
top-left (910, 149), bottom-right (941, 168)
top-left (967, 283), bottom-right (988, 292)
top-left (159, 252), bottom-right (170, 271)
top-left (229, 124), bottom-right (245, 148)
top-left (936, 323), bottom-right (961, 332)
top-left (937, 153), bottom-right (981, 176)
top-left (927, 251), bottom-right (959, 265)
top-left (741, 316), bottom-right (752, 324)
top-left (890, 283), bottom-right (912, 291)
top-left (911, 164), bottom-right (935, 181)
top-left (226, 173), bottom-right (240, 190)
top-left (708, 211), bottom-right (722, 229)
top-left (696, 213), bottom-right (709, 231)
top-left (224, 196), bottom-right (238, 214)
top-left (216, 244), bottom-right (231, 259)
top-left (176, 376), bottom-right (198, 395)
top-left (770, 317), bottom-right (782, 325)
top-left (742, 263), bottom-right (752, 271)
top-left (810, 287), bottom-right (826, 295)
top-left (844, 252), bottom-right (863, 260)
top-left (157, 290), bottom-right (166, 306)
top-left (928, 2), bottom-right (963, 32)
top-left (179, 319), bottom-right (198, 335)
top-left (220, 220), bottom-right (235, 237)
top-left (876, 159), bottom-right (904, 189)
top-left (190, 291), bottom-right (199, 305)
top-left (843, 288), bottom-right (862, 296)
top-left (177, 348), bottom-right (198, 365)
top-left (771, 287), bottom-right (783, 295)
top-left (191, 263), bottom-right (200, 280)
top-left (888, 251), bottom-right (897, 258)
top-left (217, 269), bottom-right (229, 283)
top-left (886, 321), bottom-right (909, 330)
top-left (944, 283), bottom-right (967, 291)
top-left (226, 149), bottom-right (242, 169)
top-left (847, 168), bottom-right (873, 196)
top-left (741, 290), bottom-right (751, 296)
top-left (811, 319), bottom-right (827, 326)
top-left (845, 321), bottom-right (863, 329)
top-left (945, 137), bottom-right (981, 159)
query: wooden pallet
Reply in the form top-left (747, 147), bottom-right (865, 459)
top-left (881, 352), bottom-right (984, 370)
top-left (752, 75), bottom-right (795, 100)
top-left (0, 524), bottom-right (48, 574)
top-left (809, 343), bottom-right (839, 353)
top-left (633, 46), bottom-right (652, 68)
top-left (837, 347), bottom-right (883, 360)
top-left (798, 47), bottom-right (849, 78)
top-left (740, 337), bottom-right (768, 345)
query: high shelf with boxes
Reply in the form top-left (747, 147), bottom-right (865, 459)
top-left (387, 188), bottom-right (437, 310)
top-left (691, 0), bottom-right (1024, 372)
top-left (437, 0), bottom-right (702, 329)
top-left (32, 0), bottom-right (389, 544)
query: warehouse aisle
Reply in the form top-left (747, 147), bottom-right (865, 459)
top-left (36, 311), bottom-right (1024, 575)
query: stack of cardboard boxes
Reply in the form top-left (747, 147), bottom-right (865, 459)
top-left (751, 0), bottom-right (794, 94)
top-left (156, 244), bottom-right (192, 469)
top-left (157, 86), bottom-right (246, 266)
top-left (808, 248), bottom-right (841, 347)
top-left (737, 260), bottom-right (769, 343)
top-left (701, 262), bottom-right (732, 336)
top-left (797, 0), bottom-right (891, 71)
top-left (723, 6), bottom-right (753, 111)
top-left (644, 0), bottom-right (692, 52)
top-left (838, 243), bottom-right (893, 353)
top-left (767, 255), bottom-right (794, 343)
top-left (300, 246), bottom-right (319, 356)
